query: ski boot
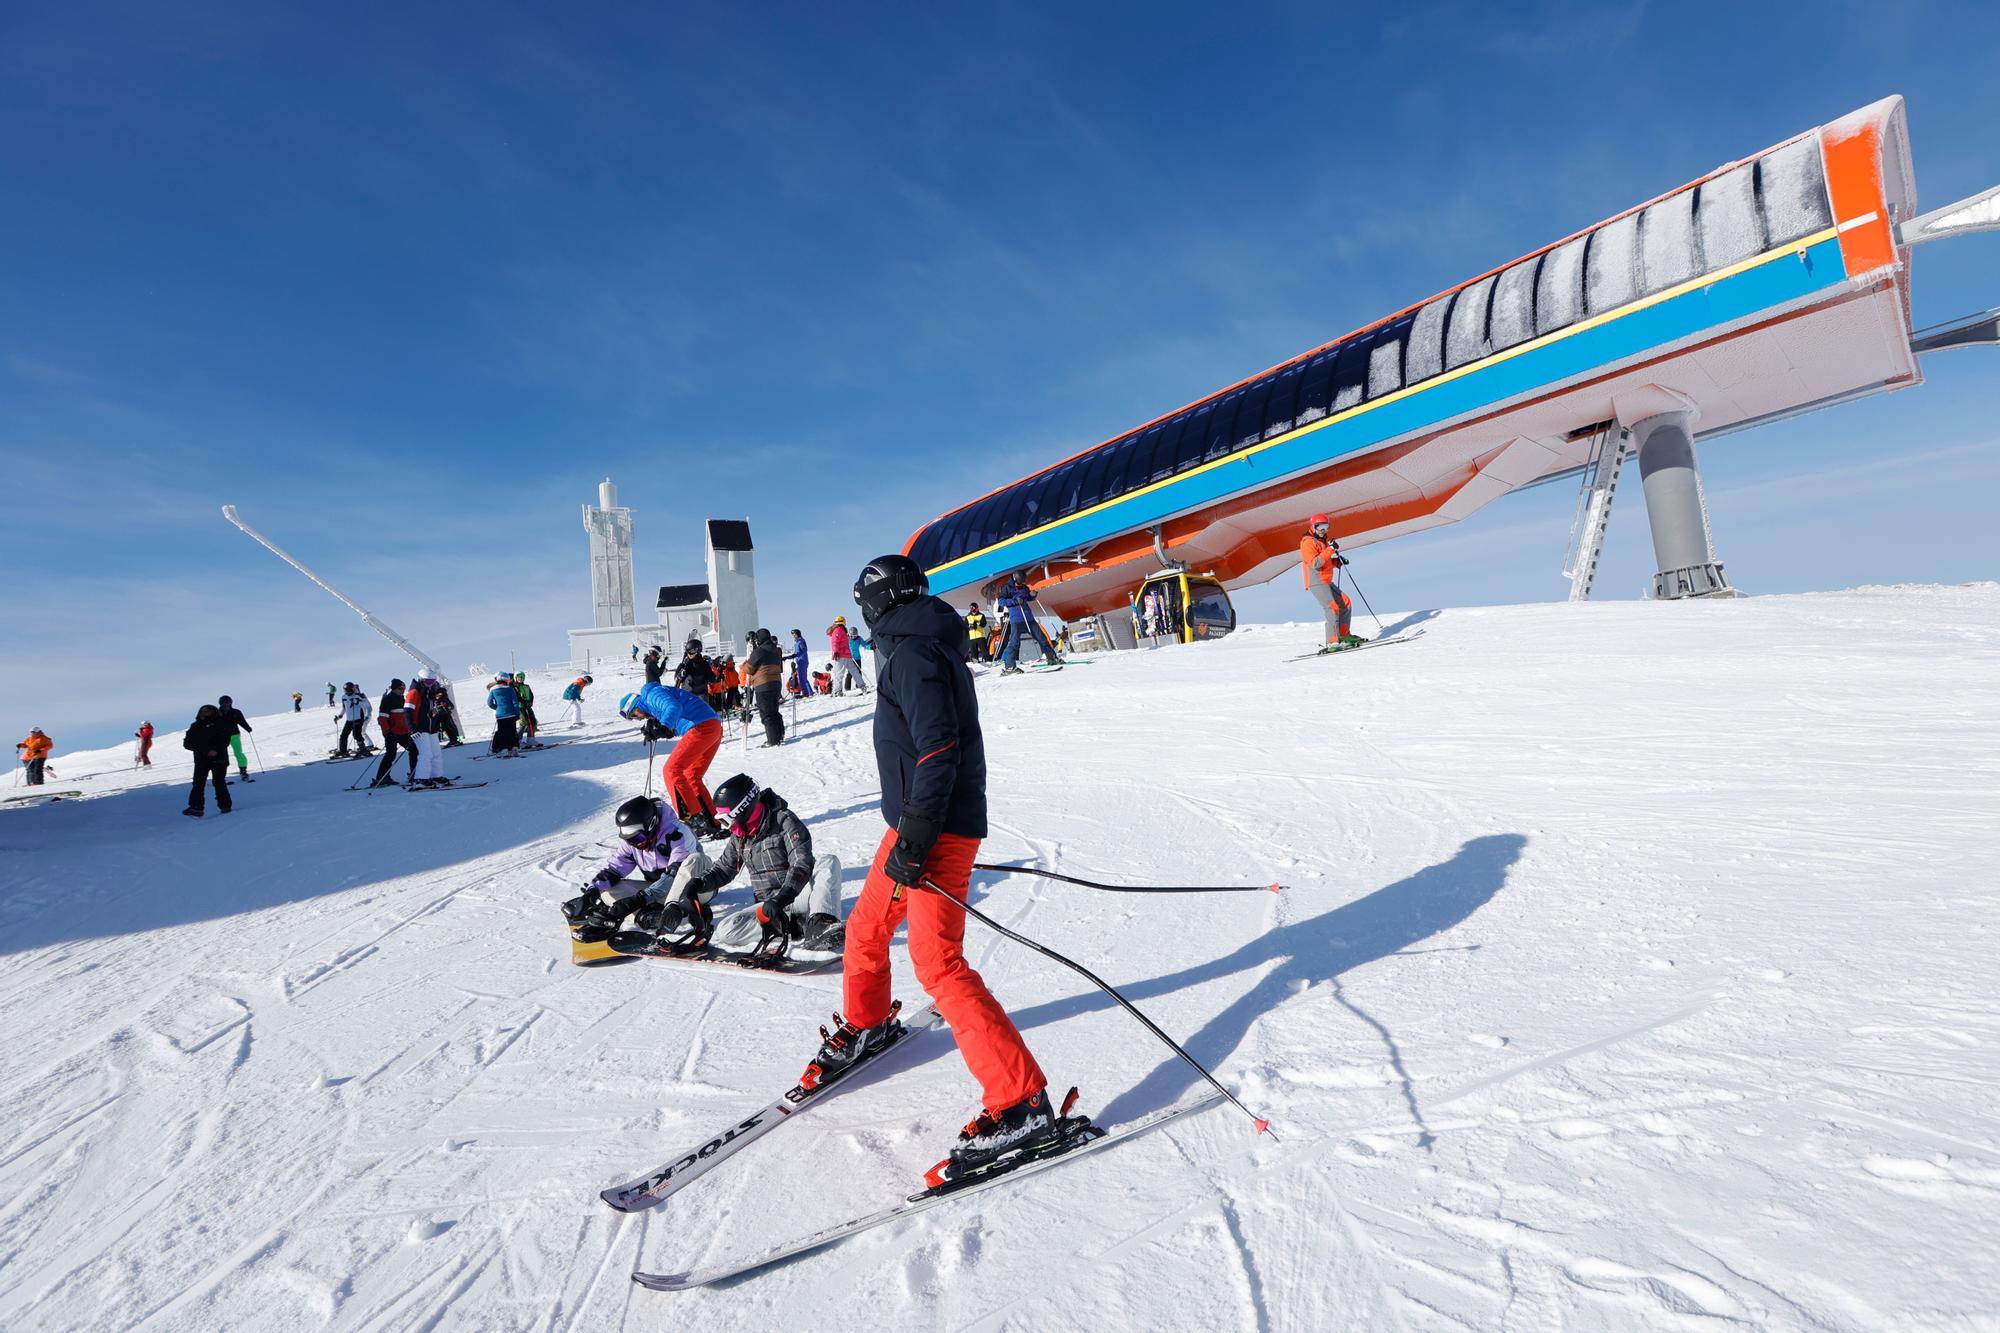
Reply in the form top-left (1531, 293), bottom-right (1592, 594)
top-left (1339, 633), bottom-right (1368, 648)
top-left (562, 889), bottom-right (628, 943)
top-left (802, 912), bottom-right (844, 951)
top-left (924, 1087), bottom-right (1076, 1189)
top-left (797, 1000), bottom-right (904, 1094)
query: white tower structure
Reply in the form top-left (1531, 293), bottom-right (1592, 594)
top-left (583, 477), bottom-right (636, 629)
top-left (704, 520), bottom-right (758, 653)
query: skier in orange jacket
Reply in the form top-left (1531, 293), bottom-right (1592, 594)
top-left (1300, 513), bottom-right (1362, 649)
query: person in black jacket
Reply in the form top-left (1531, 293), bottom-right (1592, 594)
top-left (183, 704), bottom-right (233, 817)
top-left (674, 638), bottom-right (716, 697)
top-left (742, 629), bottom-right (786, 746)
top-left (799, 556), bottom-right (1055, 1183)
top-left (217, 694), bottom-right (255, 782)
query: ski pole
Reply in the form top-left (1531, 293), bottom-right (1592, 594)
top-left (916, 876), bottom-right (1274, 1137)
top-left (1344, 565), bottom-right (1386, 636)
top-left (974, 863), bottom-right (1283, 895)
top-left (249, 734), bottom-right (266, 774)
top-left (644, 736), bottom-right (656, 797)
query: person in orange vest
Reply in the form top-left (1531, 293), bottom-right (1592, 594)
top-left (16, 728), bottom-right (53, 786)
top-left (719, 657), bottom-right (743, 714)
top-left (1300, 513), bottom-right (1364, 649)
top-left (134, 721), bottom-right (155, 767)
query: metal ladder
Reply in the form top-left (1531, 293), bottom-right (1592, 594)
top-left (1562, 424), bottom-right (1630, 602)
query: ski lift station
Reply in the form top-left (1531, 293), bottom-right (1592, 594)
top-left (905, 95), bottom-right (1999, 641)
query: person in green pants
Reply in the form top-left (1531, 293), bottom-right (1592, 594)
top-left (218, 694), bottom-right (256, 783)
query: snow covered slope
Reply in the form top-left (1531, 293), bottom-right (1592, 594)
top-left (2, 587), bottom-right (1997, 1331)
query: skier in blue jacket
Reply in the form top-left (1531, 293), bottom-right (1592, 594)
top-left (788, 629), bottom-right (815, 697)
top-left (620, 662), bottom-right (727, 837)
top-left (487, 676), bottom-right (523, 754)
top-left (996, 575), bottom-right (1062, 674)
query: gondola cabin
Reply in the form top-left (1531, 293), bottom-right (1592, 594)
top-left (1130, 570), bottom-right (1237, 645)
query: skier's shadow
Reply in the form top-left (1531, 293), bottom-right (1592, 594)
top-left (801, 798), bottom-right (882, 829)
top-left (965, 833), bottom-right (1524, 1125)
top-left (1372, 607), bottom-right (1440, 639)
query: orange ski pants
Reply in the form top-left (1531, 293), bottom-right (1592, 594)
top-left (661, 718), bottom-right (722, 820)
top-left (844, 828), bottom-right (1046, 1112)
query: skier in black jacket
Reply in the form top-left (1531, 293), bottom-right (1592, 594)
top-left (799, 555), bottom-right (1055, 1186)
top-left (183, 704), bottom-right (234, 816)
top-left (217, 695), bottom-right (255, 782)
top-left (742, 629), bottom-right (787, 746)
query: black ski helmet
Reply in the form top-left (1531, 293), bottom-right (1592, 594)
top-left (712, 773), bottom-right (762, 830)
top-left (853, 554), bottom-right (928, 625)
top-left (614, 795), bottom-right (662, 845)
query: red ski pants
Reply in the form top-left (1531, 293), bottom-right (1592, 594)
top-left (661, 718), bottom-right (722, 820)
top-left (844, 828), bottom-right (1046, 1112)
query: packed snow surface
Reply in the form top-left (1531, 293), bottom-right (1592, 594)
top-left (2, 585), bottom-right (1997, 1331)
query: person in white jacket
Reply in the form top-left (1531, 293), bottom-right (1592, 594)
top-left (335, 682), bottom-right (375, 757)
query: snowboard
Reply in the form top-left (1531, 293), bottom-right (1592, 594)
top-left (571, 929), bottom-right (842, 974)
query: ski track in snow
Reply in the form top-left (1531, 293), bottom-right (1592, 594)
top-left (0, 583), bottom-right (1997, 1330)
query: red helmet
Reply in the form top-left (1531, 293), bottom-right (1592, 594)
top-left (1308, 513), bottom-right (1330, 529)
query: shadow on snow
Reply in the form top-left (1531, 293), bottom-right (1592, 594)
top-left (937, 832), bottom-right (1525, 1126)
top-left (0, 733), bottom-right (682, 955)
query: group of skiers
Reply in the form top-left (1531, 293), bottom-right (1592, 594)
top-left (561, 775), bottom-right (845, 958)
top-left (567, 553), bottom-right (1063, 1183)
top-left (556, 516), bottom-right (1370, 1184)
top-left (485, 671), bottom-right (543, 756)
top-left (363, 677), bottom-right (460, 788)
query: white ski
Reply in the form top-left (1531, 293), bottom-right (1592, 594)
top-left (601, 1004), bottom-right (945, 1213)
top-left (630, 1091), bottom-right (1222, 1290)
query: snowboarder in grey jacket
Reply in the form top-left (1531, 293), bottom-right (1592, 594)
top-left (685, 774), bottom-right (845, 955)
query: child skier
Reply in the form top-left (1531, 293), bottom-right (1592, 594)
top-left (513, 673), bottom-right (539, 741)
top-left (561, 795), bottom-right (709, 941)
top-left (681, 773), bottom-right (845, 956)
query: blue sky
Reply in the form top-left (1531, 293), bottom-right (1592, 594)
top-left (5, 1), bottom-right (1997, 750)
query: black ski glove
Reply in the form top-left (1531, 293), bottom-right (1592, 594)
top-left (755, 902), bottom-right (802, 955)
top-left (883, 809), bottom-right (944, 888)
top-left (633, 898), bottom-right (681, 935)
